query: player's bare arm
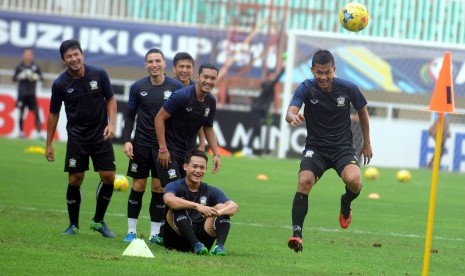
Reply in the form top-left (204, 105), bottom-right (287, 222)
top-left (45, 112), bottom-right (60, 162)
top-left (215, 200), bottom-right (239, 217)
top-left (286, 106), bottom-right (305, 127)
top-left (164, 192), bottom-right (219, 217)
top-left (204, 126), bottom-right (221, 174)
top-left (154, 107), bottom-right (172, 169)
top-left (357, 106), bottom-right (373, 165)
top-left (103, 96), bottom-right (117, 140)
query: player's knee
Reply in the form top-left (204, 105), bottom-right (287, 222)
top-left (69, 172), bottom-right (84, 185)
top-left (99, 171), bottom-right (115, 184)
top-left (297, 173), bottom-right (315, 193)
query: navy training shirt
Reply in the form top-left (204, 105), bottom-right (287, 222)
top-left (123, 76), bottom-right (183, 146)
top-left (50, 65), bottom-right (114, 144)
top-left (162, 85), bottom-right (216, 157)
top-left (289, 77), bottom-right (367, 148)
top-left (165, 178), bottom-right (229, 225)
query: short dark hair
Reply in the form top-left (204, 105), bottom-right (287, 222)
top-left (311, 49), bottom-right (335, 67)
top-left (185, 149), bottom-right (208, 164)
top-left (145, 48), bottom-right (164, 61)
top-left (59, 39), bottom-right (82, 60)
top-left (198, 63), bottom-right (219, 75)
top-left (173, 52), bottom-right (194, 67)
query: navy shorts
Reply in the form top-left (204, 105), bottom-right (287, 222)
top-left (155, 152), bottom-right (185, 187)
top-left (126, 143), bottom-right (158, 179)
top-left (300, 145), bottom-right (360, 180)
top-left (163, 212), bottom-right (216, 252)
top-left (17, 95), bottom-right (38, 110)
top-left (64, 140), bottom-right (116, 173)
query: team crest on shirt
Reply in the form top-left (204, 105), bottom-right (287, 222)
top-left (204, 107), bottom-right (210, 117)
top-left (163, 90), bottom-right (172, 100)
top-left (68, 158), bottom-right (77, 168)
top-left (200, 196), bottom-right (207, 206)
top-left (336, 96), bottom-right (346, 107)
top-left (89, 80), bottom-right (98, 90)
top-left (168, 169), bottom-right (177, 179)
top-left (304, 150), bottom-right (314, 158)
top-left (131, 163), bottom-right (138, 172)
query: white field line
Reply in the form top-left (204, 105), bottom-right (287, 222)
top-left (3, 205), bottom-right (464, 242)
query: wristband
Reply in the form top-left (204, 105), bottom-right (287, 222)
top-left (159, 147), bottom-right (168, 153)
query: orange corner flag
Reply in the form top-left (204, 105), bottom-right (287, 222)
top-left (429, 52), bottom-right (455, 113)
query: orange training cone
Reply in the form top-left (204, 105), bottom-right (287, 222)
top-left (428, 52), bottom-right (455, 113)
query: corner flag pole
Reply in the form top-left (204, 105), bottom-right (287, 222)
top-left (422, 52), bottom-right (455, 276)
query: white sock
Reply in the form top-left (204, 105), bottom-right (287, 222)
top-left (150, 222), bottom-right (161, 237)
top-left (128, 218), bottom-right (138, 234)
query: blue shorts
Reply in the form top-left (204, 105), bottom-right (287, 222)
top-left (299, 145), bottom-right (360, 179)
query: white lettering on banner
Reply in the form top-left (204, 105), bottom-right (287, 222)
top-left (36, 23), bottom-right (69, 49)
top-left (456, 63), bottom-right (465, 85)
top-left (0, 17), bottom-right (277, 69)
top-left (230, 123), bottom-right (249, 148)
top-left (132, 32), bottom-right (161, 56)
top-left (213, 121), bottom-right (226, 146)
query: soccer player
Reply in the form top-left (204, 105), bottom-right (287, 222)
top-left (13, 48), bottom-right (44, 139)
top-left (242, 67), bottom-right (285, 156)
top-left (286, 49), bottom-right (373, 253)
top-left (163, 149), bottom-right (238, 255)
top-left (172, 51), bottom-right (207, 152)
top-left (155, 63), bottom-right (222, 177)
top-left (45, 39), bottom-right (117, 238)
top-left (122, 48), bottom-right (183, 243)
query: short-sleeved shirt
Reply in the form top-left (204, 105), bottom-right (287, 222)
top-left (13, 62), bottom-right (43, 97)
top-left (50, 65), bottom-right (114, 144)
top-left (289, 77), bottom-right (367, 148)
top-left (125, 76), bottom-right (183, 146)
top-left (162, 85), bottom-right (216, 158)
top-left (164, 179), bottom-right (230, 226)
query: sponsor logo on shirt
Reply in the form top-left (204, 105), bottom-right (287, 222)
top-left (89, 80), bottom-right (98, 90)
top-left (163, 90), bottom-right (172, 100)
top-left (311, 99), bottom-right (318, 104)
top-left (68, 158), bottom-right (77, 168)
top-left (337, 96), bottom-right (345, 107)
top-left (66, 88), bottom-right (74, 94)
top-left (140, 91), bottom-right (147, 96)
top-left (204, 107), bottom-right (210, 117)
top-left (200, 196), bottom-right (207, 206)
top-left (186, 107), bottom-right (192, 112)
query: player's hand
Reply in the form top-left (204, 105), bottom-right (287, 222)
top-left (157, 151), bottom-right (171, 169)
top-left (123, 142), bottom-right (134, 159)
top-left (103, 124), bottom-right (115, 140)
top-left (196, 205), bottom-right (219, 217)
top-left (360, 143), bottom-right (373, 165)
top-left (290, 113), bottom-right (305, 127)
top-left (212, 155), bottom-right (221, 174)
top-left (45, 145), bottom-right (55, 162)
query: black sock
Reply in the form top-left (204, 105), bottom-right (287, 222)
top-left (66, 184), bottom-right (81, 228)
top-left (128, 189), bottom-right (144, 219)
top-left (93, 181), bottom-right (114, 222)
top-left (291, 192), bottom-right (308, 238)
top-left (341, 186), bottom-right (361, 217)
top-left (173, 210), bottom-right (198, 247)
top-left (214, 215), bottom-right (231, 246)
top-left (150, 192), bottom-right (165, 222)
top-left (158, 208), bottom-right (168, 238)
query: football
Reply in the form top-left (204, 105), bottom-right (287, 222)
top-left (114, 174), bottom-right (129, 191)
top-left (339, 2), bottom-right (369, 32)
top-left (364, 167), bottom-right (379, 180)
top-left (396, 170), bottom-right (412, 182)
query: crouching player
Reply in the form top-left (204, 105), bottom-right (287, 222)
top-left (163, 149), bottom-right (238, 255)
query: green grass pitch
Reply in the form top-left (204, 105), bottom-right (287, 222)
top-left (0, 137), bottom-right (464, 275)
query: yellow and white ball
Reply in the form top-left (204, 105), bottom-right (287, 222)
top-left (396, 170), bottom-right (411, 182)
top-left (114, 174), bottom-right (129, 191)
top-left (339, 2), bottom-right (369, 32)
top-left (364, 167), bottom-right (379, 180)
